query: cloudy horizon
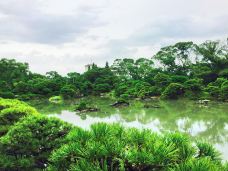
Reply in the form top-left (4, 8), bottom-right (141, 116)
top-left (0, 0), bottom-right (227, 75)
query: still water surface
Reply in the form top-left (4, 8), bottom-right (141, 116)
top-left (30, 97), bottom-right (228, 161)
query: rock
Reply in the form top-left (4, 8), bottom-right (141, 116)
top-left (111, 101), bottom-right (129, 107)
top-left (144, 104), bottom-right (161, 108)
top-left (150, 96), bottom-right (160, 100)
top-left (75, 107), bottom-right (99, 113)
top-left (198, 99), bottom-right (210, 105)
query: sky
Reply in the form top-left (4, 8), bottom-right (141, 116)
top-left (0, 0), bottom-right (227, 75)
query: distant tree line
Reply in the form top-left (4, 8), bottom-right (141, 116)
top-left (0, 39), bottom-right (228, 100)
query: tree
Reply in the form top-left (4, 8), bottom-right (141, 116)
top-left (60, 85), bottom-right (79, 99)
top-left (154, 42), bottom-right (195, 74)
top-left (154, 73), bottom-right (171, 89)
top-left (111, 58), bottom-right (154, 80)
top-left (162, 83), bottom-right (185, 99)
top-left (196, 40), bottom-right (228, 72)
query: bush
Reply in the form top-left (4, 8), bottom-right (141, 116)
top-left (48, 123), bottom-right (224, 171)
top-left (49, 96), bottom-right (63, 103)
top-left (161, 83), bottom-right (184, 99)
top-left (208, 78), bottom-right (227, 88)
top-left (0, 98), bottom-right (29, 111)
top-left (171, 75), bottom-right (188, 83)
top-left (0, 105), bottom-right (39, 136)
top-left (60, 85), bottom-right (78, 99)
top-left (94, 83), bottom-right (111, 94)
top-left (184, 79), bottom-right (202, 92)
top-left (75, 101), bottom-right (87, 111)
top-left (221, 81), bottom-right (228, 100)
top-left (205, 86), bottom-right (220, 99)
top-left (0, 115), bottom-right (72, 170)
top-left (154, 73), bottom-right (171, 89)
top-left (0, 91), bottom-right (14, 99)
top-left (219, 68), bottom-right (228, 79)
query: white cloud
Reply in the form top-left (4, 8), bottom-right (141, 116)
top-left (0, 0), bottom-right (227, 74)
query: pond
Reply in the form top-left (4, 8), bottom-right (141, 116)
top-left (29, 97), bottom-right (228, 161)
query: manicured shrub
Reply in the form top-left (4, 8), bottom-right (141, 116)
top-left (184, 79), bottom-right (202, 92)
top-left (48, 123), bottom-right (224, 171)
top-left (169, 157), bottom-right (223, 171)
top-left (0, 115), bottom-right (72, 170)
top-left (171, 75), bottom-right (188, 83)
top-left (75, 101), bottom-right (87, 111)
top-left (49, 96), bottom-right (63, 104)
top-left (221, 81), bottom-right (228, 100)
top-left (208, 78), bottom-right (227, 88)
top-left (0, 98), bottom-right (28, 111)
top-left (93, 83), bottom-right (111, 94)
top-left (205, 86), bottom-right (220, 99)
top-left (154, 73), bottom-right (171, 89)
top-left (161, 83), bottom-right (184, 99)
top-left (219, 68), bottom-right (228, 79)
top-left (0, 91), bottom-right (14, 99)
top-left (60, 85), bottom-right (78, 99)
top-left (0, 105), bottom-right (39, 136)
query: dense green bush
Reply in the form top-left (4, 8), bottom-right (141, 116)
top-left (48, 123), bottom-right (225, 171)
top-left (0, 105), bottom-right (38, 136)
top-left (171, 75), bottom-right (188, 83)
top-left (219, 68), bottom-right (228, 79)
top-left (208, 78), bottom-right (227, 88)
top-left (205, 86), bottom-right (220, 99)
top-left (184, 79), bottom-right (202, 92)
top-left (0, 98), bottom-right (30, 111)
top-left (221, 81), bottom-right (228, 100)
top-left (75, 101), bottom-right (87, 111)
top-left (60, 85), bottom-right (78, 99)
top-left (0, 91), bottom-right (14, 99)
top-left (154, 73), bottom-right (171, 89)
top-left (0, 115), bottom-right (72, 170)
top-left (161, 83), bottom-right (184, 99)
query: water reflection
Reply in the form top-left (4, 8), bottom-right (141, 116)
top-left (30, 97), bottom-right (228, 161)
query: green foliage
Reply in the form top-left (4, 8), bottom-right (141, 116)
top-left (0, 98), bottom-right (30, 111)
top-left (60, 85), bottom-right (78, 99)
top-left (154, 42), bottom-right (195, 74)
top-left (221, 81), bottom-right (228, 100)
top-left (49, 96), bottom-right (63, 103)
top-left (205, 86), bottom-right (220, 99)
top-left (169, 158), bottom-right (223, 171)
top-left (184, 79), bottom-right (202, 92)
top-left (48, 123), bottom-right (225, 171)
top-left (75, 101), bottom-right (87, 111)
top-left (0, 105), bottom-right (38, 136)
top-left (154, 73), bottom-right (171, 89)
top-left (171, 75), bottom-right (188, 83)
top-left (0, 38), bottom-right (227, 100)
top-left (196, 142), bottom-right (221, 161)
top-left (0, 115), bottom-right (72, 170)
top-left (219, 68), bottom-right (228, 79)
top-left (162, 83), bottom-right (184, 99)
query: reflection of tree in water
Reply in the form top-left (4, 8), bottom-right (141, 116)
top-left (30, 97), bottom-right (228, 145)
top-left (28, 99), bottom-right (78, 114)
top-left (135, 100), bottom-right (228, 144)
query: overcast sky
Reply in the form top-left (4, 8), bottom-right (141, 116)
top-left (0, 0), bottom-right (227, 74)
